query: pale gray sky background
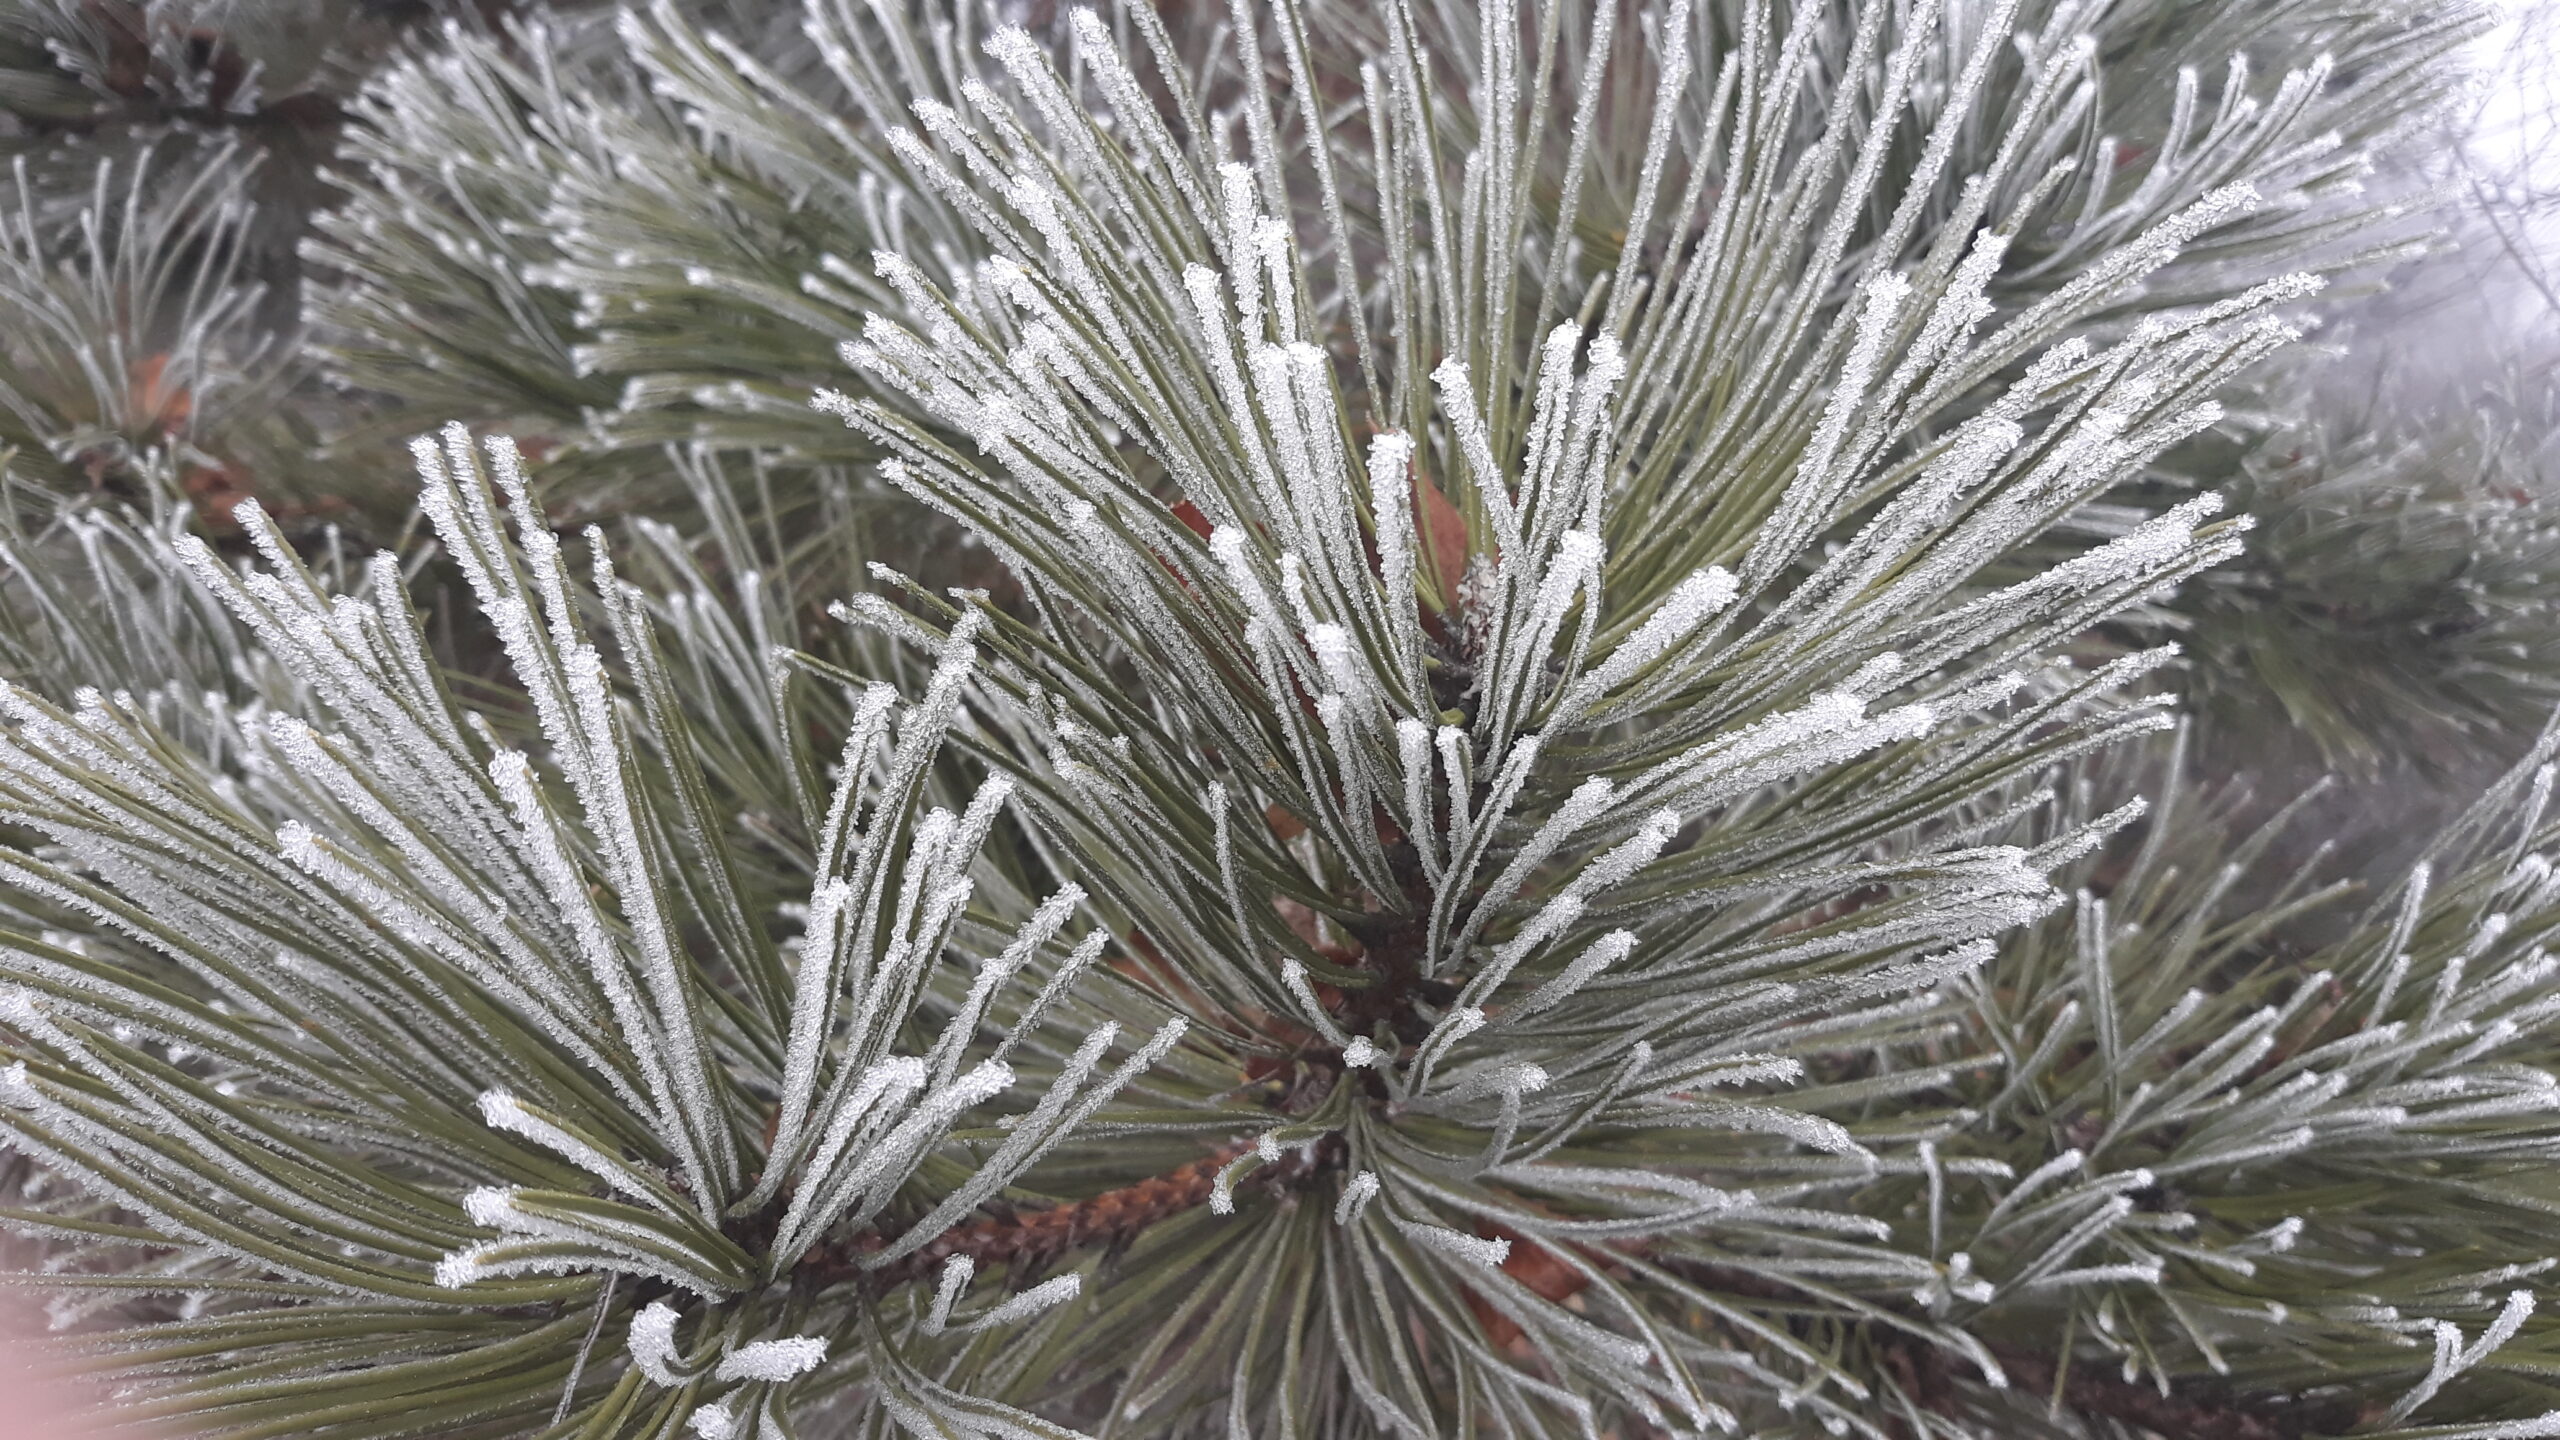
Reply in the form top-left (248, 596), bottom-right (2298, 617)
top-left (2464, 3), bottom-right (2560, 314)
top-left (2312, 3), bottom-right (2560, 445)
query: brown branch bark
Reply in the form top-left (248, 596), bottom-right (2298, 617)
top-left (798, 1137), bottom-right (1336, 1294)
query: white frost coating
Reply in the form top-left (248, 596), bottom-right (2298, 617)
top-left (1554, 566), bottom-right (1738, 716)
top-left (629, 1301), bottom-right (685, 1386)
top-left (797, 1058), bottom-right (1012, 1242)
top-left (1209, 1149), bottom-right (1247, 1215)
top-left (926, 1254), bottom-right (975, 1335)
top-left (1513, 533), bottom-right (1604, 687)
top-left (1412, 1006), bottom-right (1485, 1084)
top-left (463, 1187), bottom-right (516, 1228)
top-left (2386, 1290), bottom-right (2538, 1425)
top-left (1675, 1100), bottom-right (1864, 1157)
top-left (1460, 778), bottom-right (1615, 962)
top-left (1502, 894), bottom-right (1585, 966)
top-left (477, 1091), bottom-right (655, 1204)
top-left (714, 1336), bottom-right (829, 1383)
top-left (1280, 958), bottom-right (1350, 1045)
top-left (484, 748), bottom-right (673, 1138)
top-left (1314, 695), bottom-right (1385, 857)
top-left (433, 1241), bottom-right (497, 1290)
top-left (973, 1273), bottom-right (1082, 1330)
top-left (769, 1055), bottom-right (931, 1257)
top-left (273, 820), bottom-right (322, 867)
top-left (2026, 493), bottom-right (2230, 599)
top-left (685, 1400), bottom-right (734, 1440)
top-left (754, 867), bottom-right (862, 1206)
top-left (996, 932), bottom-right (1123, 1073)
top-left (1753, 272), bottom-right (1910, 575)
top-left (805, 1056), bottom-right (928, 1179)
top-left (1507, 932), bottom-right (1637, 1022)
top-left (1307, 624), bottom-right (1364, 703)
top-left (867, 1022), bottom-right (1140, 1270)
top-left (1841, 652), bottom-right (1905, 697)
top-left (1435, 725), bottom-right (1474, 837)
top-left (1342, 1036), bottom-right (1384, 1068)
top-left (1942, 1252), bottom-right (1995, 1304)
top-left (1368, 431), bottom-right (1417, 573)
top-left (1277, 552), bottom-right (1319, 636)
top-left (1397, 1220), bottom-right (1510, 1267)
top-left (1562, 811), bottom-right (1682, 906)
top-left (1443, 1062), bottom-right (1551, 1102)
top-left (1207, 525), bottom-right (1292, 646)
top-left (1430, 357), bottom-right (1513, 546)
top-left (1397, 718), bottom-right (1440, 874)
top-left (2022, 1261), bottom-right (2164, 1291)
top-left (1335, 1170), bottom-right (1382, 1226)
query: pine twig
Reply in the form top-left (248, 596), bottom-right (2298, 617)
top-left (807, 1138), bottom-right (1342, 1294)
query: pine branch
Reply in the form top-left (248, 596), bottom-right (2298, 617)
top-left (817, 1136), bottom-right (1344, 1294)
top-left (2, 2), bottom-right (2548, 1437)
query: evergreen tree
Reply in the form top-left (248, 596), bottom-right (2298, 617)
top-left (3, 2), bottom-right (2559, 1438)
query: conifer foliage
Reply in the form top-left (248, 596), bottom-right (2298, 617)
top-left (2, 1), bottom-right (2557, 1438)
